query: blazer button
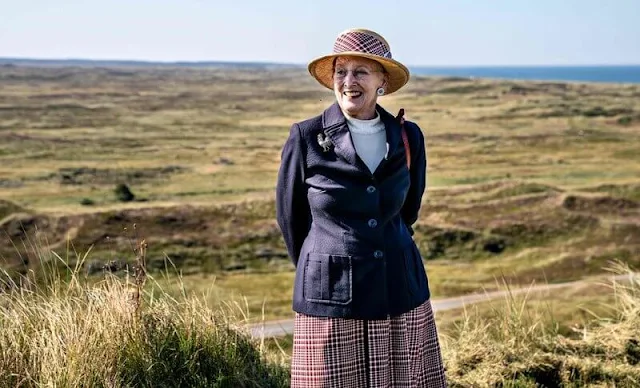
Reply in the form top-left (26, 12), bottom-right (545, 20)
top-left (374, 250), bottom-right (384, 259)
top-left (368, 219), bottom-right (378, 228)
top-left (366, 186), bottom-right (376, 193)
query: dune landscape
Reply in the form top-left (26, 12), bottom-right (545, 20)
top-left (1, 64), bottom-right (639, 386)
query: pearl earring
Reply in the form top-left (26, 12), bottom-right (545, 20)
top-left (376, 87), bottom-right (385, 96)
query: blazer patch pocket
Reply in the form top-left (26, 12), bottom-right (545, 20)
top-left (304, 253), bottom-right (353, 305)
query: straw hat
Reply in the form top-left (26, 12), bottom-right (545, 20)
top-left (308, 28), bottom-right (410, 95)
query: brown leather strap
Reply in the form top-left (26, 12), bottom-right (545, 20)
top-left (396, 108), bottom-right (411, 169)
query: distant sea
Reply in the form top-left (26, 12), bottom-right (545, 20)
top-left (409, 65), bottom-right (640, 84)
top-left (1, 58), bottom-right (639, 84)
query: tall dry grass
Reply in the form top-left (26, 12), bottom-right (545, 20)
top-left (0, 235), bottom-right (289, 388)
top-left (440, 262), bottom-right (640, 387)
top-left (1, 231), bottom-right (639, 387)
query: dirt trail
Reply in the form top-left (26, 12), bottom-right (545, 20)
top-left (248, 274), bottom-right (633, 339)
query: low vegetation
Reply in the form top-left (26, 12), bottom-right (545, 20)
top-left (0, 241), bottom-right (289, 388)
top-left (440, 263), bottom-right (640, 386)
top-left (443, 266), bottom-right (640, 387)
top-left (2, 242), bottom-right (637, 387)
top-left (1, 65), bottom-right (639, 319)
top-left (2, 178), bottom-right (637, 321)
top-left (0, 64), bottom-right (639, 386)
top-left (263, 263), bottom-right (640, 387)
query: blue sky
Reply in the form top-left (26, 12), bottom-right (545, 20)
top-left (1, 0), bottom-right (638, 66)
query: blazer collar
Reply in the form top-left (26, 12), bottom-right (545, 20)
top-left (320, 102), bottom-right (404, 173)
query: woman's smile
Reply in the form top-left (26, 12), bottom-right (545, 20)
top-left (333, 56), bottom-right (387, 120)
top-left (343, 90), bottom-right (363, 98)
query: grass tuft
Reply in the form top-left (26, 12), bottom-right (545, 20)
top-left (0, 236), bottom-right (289, 388)
top-left (440, 261), bottom-right (640, 387)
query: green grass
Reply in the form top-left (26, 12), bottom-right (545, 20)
top-left (1, 66), bottom-right (639, 213)
top-left (0, 242), bottom-right (289, 388)
top-left (263, 274), bottom-right (627, 356)
top-left (439, 263), bottom-right (640, 387)
top-left (262, 263), bottom-right (640, 387)
top-left (2, 231), bottom-right (640, 387)
top-left (2, 179), bottom-right (638, 322)
top-left (145, 271), bottom-right (297, 323)
top-left (1, 65), bottom-right (639, 340)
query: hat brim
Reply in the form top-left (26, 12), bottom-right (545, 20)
top-left (308, 52), bottom-right (410, 95)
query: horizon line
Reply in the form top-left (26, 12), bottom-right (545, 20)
top-left (1, 56), bottom-right (639, 68)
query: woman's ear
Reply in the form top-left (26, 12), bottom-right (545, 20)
top-left (383, 73), bottom-right (390, 89)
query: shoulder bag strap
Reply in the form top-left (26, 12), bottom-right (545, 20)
top-left (396, 108), bottom-right (411, 169)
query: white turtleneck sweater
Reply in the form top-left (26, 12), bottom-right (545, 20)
top-left (344, 111), bottom-right (387, 173)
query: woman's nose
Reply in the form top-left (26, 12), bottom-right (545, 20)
top-left (343, 71), bottom-right (356, 86)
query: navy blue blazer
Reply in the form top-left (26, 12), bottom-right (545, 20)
top-left (275, 102), bottom-right (430, 320)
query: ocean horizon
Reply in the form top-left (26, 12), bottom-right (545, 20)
top-left (1, 58), bottom-right (639, 84)
top-left (409, 65), bottom-right (640, 84)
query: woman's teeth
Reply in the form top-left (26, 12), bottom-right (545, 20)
top-left (344, 91), bottom-right (362, 97)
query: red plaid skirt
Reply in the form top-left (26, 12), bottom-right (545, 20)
top-left (291, 299), bottom-right (447, 387)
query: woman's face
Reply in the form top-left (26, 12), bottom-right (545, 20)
top-left (333, 56), bottom-right (388, 120)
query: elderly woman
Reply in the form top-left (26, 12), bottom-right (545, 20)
top-left (276, 28), bottom-right (447, 387)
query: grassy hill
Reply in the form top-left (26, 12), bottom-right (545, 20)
top-left (1, 64), bottom-right (640, 386)
top-left (1, 64), bottom-right (639, 322)
top-left (1, 249), bottom-right (638, 387)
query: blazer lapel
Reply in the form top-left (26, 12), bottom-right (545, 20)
top-left (320, 102), bottom-right (405, 175)
top-left (321, 102), bottom-right (363, 170)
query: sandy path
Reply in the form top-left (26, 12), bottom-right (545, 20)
top-left (248, 274), bottom-right (634, 339)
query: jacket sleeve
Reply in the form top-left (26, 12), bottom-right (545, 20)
top-left (275, 123), bottom-right (310, 267)
top-left (401, 122), bottom-right (427, 236)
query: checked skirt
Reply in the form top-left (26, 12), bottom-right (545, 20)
top-left (290, 299), bottom-right (447, 387)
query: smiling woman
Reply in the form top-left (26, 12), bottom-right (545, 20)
top-left (275, 28), bottom-right (447, 387)
top-left (332, 56), bottom-right (387, 120)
